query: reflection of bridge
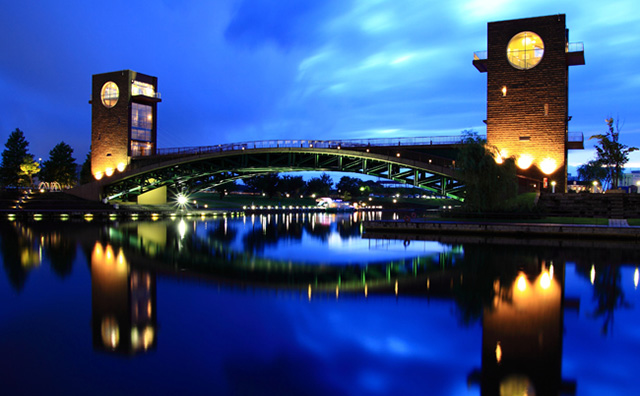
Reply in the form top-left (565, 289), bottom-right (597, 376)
top-left (77, 135), bottom-right (468, 202)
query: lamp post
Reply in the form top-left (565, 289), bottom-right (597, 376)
top-left (551, 181), bottom-right (556, 194)
top-left (636, 181), bottom-right (640, 194)
top-left (592, 181), bottom-right (598, 194)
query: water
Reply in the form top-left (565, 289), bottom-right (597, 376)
top-left (1, 212), bottom-right (639, 395)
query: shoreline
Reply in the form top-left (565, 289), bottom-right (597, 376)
top-left (362, 219), bottom-right (640, 241)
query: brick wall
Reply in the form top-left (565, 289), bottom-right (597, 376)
top-left (91, 70), bottom-right (133, 178)
top-left (485, 15), bottom-right (569, 192)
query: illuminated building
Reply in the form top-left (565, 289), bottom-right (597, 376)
top-left (91, 242), bottom-right (157, 355)
top-left (474, 15), bottom-right (584, 192)
top-left (90, 70), bottom-right (161, 180)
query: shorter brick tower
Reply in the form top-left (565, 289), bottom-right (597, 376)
top-left (90, 70), bottom-right (161, 180)
top-left (474, 15), bottom-right (584, 192)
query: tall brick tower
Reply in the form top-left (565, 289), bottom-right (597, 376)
top-left (473, 15), bottom-right (584, 192)
top-left (90, 70), bottom-right (161, 180)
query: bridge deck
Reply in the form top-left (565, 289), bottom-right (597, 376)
top-left (151, 135), bottom-right (471, 158)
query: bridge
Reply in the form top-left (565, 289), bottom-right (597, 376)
top-left (78, 135), bottom-right (470, 202)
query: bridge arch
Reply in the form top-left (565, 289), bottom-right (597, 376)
top-left (83, 139), bottom-right (466, 201)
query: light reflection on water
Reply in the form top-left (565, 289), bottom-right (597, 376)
top-left (0, 213), bottom-right (639, 396)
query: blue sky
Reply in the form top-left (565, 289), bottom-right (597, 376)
top-left (1, 0), bottom-right (640, 174)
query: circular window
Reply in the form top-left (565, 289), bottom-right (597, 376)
top-left (507, 31), bottom-right (544, 70)
top-left (100, 81), bottom-right (119, 108)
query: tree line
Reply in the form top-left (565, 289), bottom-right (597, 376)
top-left (0, 128), bottom-right (91, 188)
top-left (214, 172), bottom-right (391, 200)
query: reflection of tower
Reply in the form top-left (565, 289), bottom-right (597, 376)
top-left (91, 242), bottom-right (157, 355)
top-left (474, 15), bottom-right (584, 192)
top-left (90, 70), bottom-right (161, 180)
top-left (468, 263), bottom-right (576, 395)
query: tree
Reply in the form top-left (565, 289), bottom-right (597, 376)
top-left (244, 173), bottom-right (280, 198)
top-left (79, 151), bottom-right (93, 185)
top-left (0, 128), bottom-right (30, 187)
top-left (211, 172), bottom-right (237, 199)
top-left (278, 175), bottom-right (306, 196)
top-left (336, 176), bottom-right (362, 198)
top-left (589, 118), bottom-right (638, 189)
top-left (456, 132), bottom-right (517, 212)
top-left (18, 155), bottom-right (40, 186)
top-left (306, 173), bottom-right (333, 196)
top-left (577, 159), bottom-right (607, 186)
top-left (40, 141), bottom-right (78, 188)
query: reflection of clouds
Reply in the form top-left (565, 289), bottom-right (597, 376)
top-left (265, 234), bottom-right (446, 265)
top-left (282, 297), bottom-right (480, 395)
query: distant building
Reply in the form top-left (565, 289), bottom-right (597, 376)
top-left (90, 70), bottom-right (161, 180)
top-left (474, 14), bottom-right (585, 193)
top-left (619, 171), bottom-right (640, 191)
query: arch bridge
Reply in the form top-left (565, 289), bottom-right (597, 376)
top-left (92, 136), bottom-right (468, 201)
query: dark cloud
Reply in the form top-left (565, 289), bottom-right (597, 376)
top-left (224, 0), bottom-right (350, 50)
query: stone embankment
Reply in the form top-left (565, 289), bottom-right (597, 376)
top-left (538, 192), bottom-right (640, 219)
top-left (362, 219), bottom-right (640, 240)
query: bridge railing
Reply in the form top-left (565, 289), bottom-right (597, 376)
top-left (153, 135), bottom-right (473, 157)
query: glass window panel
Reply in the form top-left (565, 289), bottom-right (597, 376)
top-left (131, 141), bottom-right (153, 157)
top-left (131, 103), bottom-right (153, 142)
top-left (101, 81), bottom-right (119, 108)
top-left (132, 81), bottom-right (155, 97)
top-left (507, 31), bottom-right (544, 70)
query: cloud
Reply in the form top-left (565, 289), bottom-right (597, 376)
top-left (224, 0), bottom-right (349, 50)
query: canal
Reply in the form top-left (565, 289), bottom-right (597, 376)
top-left (1, 212), bottom-right (639, 395)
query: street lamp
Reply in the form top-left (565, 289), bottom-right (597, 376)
top-left (551, 180), bottom-right (556, 194)
top-left (636, 180), bottom-right (640, 194)
top-left (592, 181), bottom-right (598, 193)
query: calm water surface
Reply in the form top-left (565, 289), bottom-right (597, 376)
top-left (1, 212), bottom-right (639, 395)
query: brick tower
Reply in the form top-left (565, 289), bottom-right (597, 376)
top-left (474, 14), bottom-right (584, 192)
top-left (90, 70), bottom-right (161, 180)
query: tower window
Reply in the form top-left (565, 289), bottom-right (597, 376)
top-left (519, 136), bottom-right (531, 141)
top-left (100, 81), bottom-right (119, 108)
top-left (507, 31), bottom-right (544, 70)
top-left (131, 141), bottom-right (153, 157)
top-left (544, 103), bottom-right (549, 116)
top-left (131, 103), bottom-right (153, 142)
top-left (501, 86), bottom-right (507, 96)
top-left (132, 81), bottom-right (156, 97)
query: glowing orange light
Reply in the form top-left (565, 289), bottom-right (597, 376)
top-left (94, 172), bottom-right (104, 180)
top-left (116, 162), bottom-right (126, 172)
top-left (539, 158), bottom-right (558, 175)
top-left (105, 167), bottom-right (114, 177)
top-left (539, 271), bottom-right (551, 289)
top-left (495, 342), bottom-right (502, 363)
top-left (516, 274), bottom-right (527, 292)
top-left (517, 154), bottom-right (533, 170)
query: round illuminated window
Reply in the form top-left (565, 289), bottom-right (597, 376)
top-left (100, 81), bottom-right (119, 108)
top-left (507, 31), bottom-right (544, 70)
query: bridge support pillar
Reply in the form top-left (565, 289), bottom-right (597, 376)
top-left (137, 186), bottom-right (167, 205)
